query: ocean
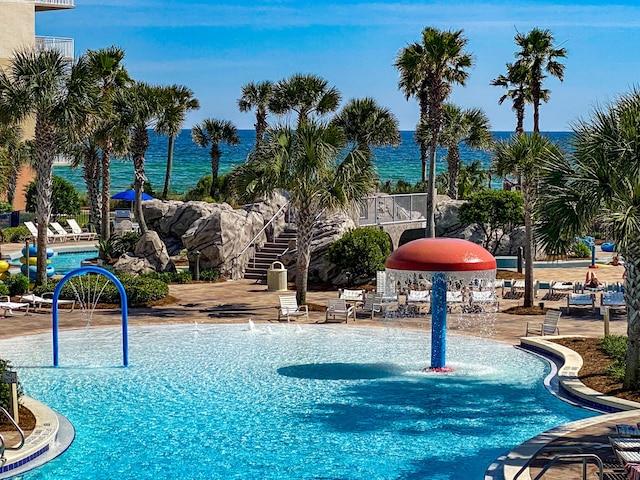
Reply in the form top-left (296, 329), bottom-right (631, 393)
top-left (52, 130), bottom-right (572, 195)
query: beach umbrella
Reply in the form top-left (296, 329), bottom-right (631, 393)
top-left (110, 189), bottom-right (153, 201)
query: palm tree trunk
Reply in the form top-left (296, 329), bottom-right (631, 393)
top-left (624, 241), bottom-right (640, 390)
top-left (7, 161), bottom-right (19, 207)
top-left (532, 82), bottom-right (541, 133)
top-left (522, 181), bottom-right (535, 308)
top-left (255, 110), bottom-right (267, 150)
top-left (447, 146), bottom-right (461, 200)
top-left (209, 146), bottom-right (221, 198)
top-left (34, 116), bottom-right (55, 286)
top-left (101, 141), bottom-right (112, 239)
top-left (83, 150), bottom-right (102, 232)
top-left (162, 134), bottom-right (175, 199)
top-left (295, 206), bottom-right (315, 305)
top-left (132, 126), bottom-right (149, 234)
top-left (516, 100), bottom-right (525, 134)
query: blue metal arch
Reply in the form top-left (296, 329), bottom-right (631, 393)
top-left (52, 266), bottom-right (129, 367)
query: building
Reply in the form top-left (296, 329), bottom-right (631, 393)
top-left (0, 0), bottom-right (75, 211)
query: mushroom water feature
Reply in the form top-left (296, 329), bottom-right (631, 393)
top-left (384, 238), bottom-right (497, 372)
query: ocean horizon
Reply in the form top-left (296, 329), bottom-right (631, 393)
top-left (53, 130), bottom-right (572, 196)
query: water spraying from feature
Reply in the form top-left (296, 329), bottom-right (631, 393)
top-left (385, 238), bottom-right (497, 372)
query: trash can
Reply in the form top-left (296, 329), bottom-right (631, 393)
top-left (267, 261), bottom-right (288, 292)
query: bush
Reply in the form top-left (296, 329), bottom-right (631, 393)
top-left (199, 269), bottom-right (220, 282)
top-left (25, 175), bottom-right (80, 218)
top-left (0, 282), bottom-right (9, 297)
top-left (2, 226), bottom-right (29, 243)
top-left (5, 274), bottom-right (29, 296)
top-left (144, 270), bottom-right (192, 284)
top-left (572, 241), bottom-right (592, 258)
top-left (600, 335), bottom-right (627, 383)
top-left (0, 358), bottom-right (23, 414)
top-left (0, 201), bottom-right (12, 214)
top-left (327, 227), bottom-right (391, 284)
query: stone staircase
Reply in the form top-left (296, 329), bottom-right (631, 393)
top-left (244, 229), bottom-right (297, 282)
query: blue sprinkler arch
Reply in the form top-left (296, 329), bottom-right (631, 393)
top-left (52, 266), bottom-right (129, 367)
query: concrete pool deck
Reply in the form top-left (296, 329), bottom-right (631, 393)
top-left (0, 239), bottom-right (637, 479)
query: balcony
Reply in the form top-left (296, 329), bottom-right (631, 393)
top-left (35, 36), bottom-right (74, 60)
top-left (34, 0), bottom-right (74, 11)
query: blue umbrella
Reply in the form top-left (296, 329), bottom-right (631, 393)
top-left (110, 189), bottom-right (153, 201)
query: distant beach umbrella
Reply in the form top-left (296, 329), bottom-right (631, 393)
top-left (110, 189), bottom-right (153, 201)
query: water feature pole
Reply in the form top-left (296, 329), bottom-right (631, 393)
top-left (430, 272), bottom-right (448, 370)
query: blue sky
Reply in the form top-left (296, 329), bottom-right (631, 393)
top-left (36, 0), bottom-right (640, 131)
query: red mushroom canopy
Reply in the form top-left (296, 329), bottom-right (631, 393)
top-left (385, 238), bottom-right (496, 272)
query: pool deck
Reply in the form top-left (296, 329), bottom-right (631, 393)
top-left (0, 239), bottom-right (637, 479)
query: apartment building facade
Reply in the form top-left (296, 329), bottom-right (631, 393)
top-left (0, 0), bottom-right (75, 211)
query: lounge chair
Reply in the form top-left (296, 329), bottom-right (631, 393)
top-left (24, 221), bottom-right (66, 242)
top-left (66, 219), bottom-right (97, 241)
top-left (360, 293), bottom-right (384, 319)
top-left (51, 221), bottom-right (78, 241)
top-left (339, 289), bottom-right (365, 306)
top-left (601, 291), bottom-right (625, 309)
top-left (19, 293), bottom-right (76, 313)
top-left (525, 309), bottom-right (561, 336)
top-left (550, 281), bottom-right (574, 296)
top-left (406, 290), bottom-right (430, 304)
top-left (325, 298), bottom-right (354, 323)
top-left (277, 295), bottom-right (308, 322)
top-left (0, 296), bottom-right (29, 316)
top-left (566, 293), bottom-right (595, 314)
top-left (468, 290), bottom-right (499, 312)
top-left (446, 291), bottom-right (465, 312)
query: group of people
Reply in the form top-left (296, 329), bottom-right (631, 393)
top-left (583, 255), bottom-right (625, 288)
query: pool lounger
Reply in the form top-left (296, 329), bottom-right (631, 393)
top-left (0, 297), bottom-right (30, 316)
top-left (20, 294), bottom-right (76, 313)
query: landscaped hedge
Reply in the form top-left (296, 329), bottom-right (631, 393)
top-left (2, 226), bottom-right (29, 243)
top-left (5, 274), bottom-right (29, 296)
top-left (0, 282), bottom-right (9, 297)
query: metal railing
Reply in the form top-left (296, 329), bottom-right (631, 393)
top-left (35, 36), bottom-right (74, 60)
top-left (359, 193), bottom-right (428, 226)
top-left (0, 406), bottom-right (25, 462)
top-left (512, 451), bottom-right (603, 480)
top-left (231, 202), bottom-right (290, 279)
top-left (34, 0), bottom-right (74, 7)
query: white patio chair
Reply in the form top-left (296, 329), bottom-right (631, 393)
top-left (526, 309), bottom-right (562, 336)
top-left (468, 290), bottom-right (499, 312)
top-left (566, 293), bottom-right (595, 314)
top-left (360, 293), bottom-right (384, 319)
top-left (0, 296), bottom-right (30, 316)
top-left (51, 221), bottom-right (78, 241)
top-left (325, 298), bottom-right (354, 323)
top-left (66, 219), bottom-right (97, 241)
top-left (277, 295), bottom-right (308, 322)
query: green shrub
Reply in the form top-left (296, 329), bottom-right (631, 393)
top-left (112, 232), bottom-right (142, 255)
top-left (199, 269), bottom-right (220, 282)
top-left (572, 241), bottom-right (592, 258)
top-left (600, 335), bottom-right (627, 382)
top-left (2, 226), bottom-right (29, 242)
top-left (144, 270), bottom-right (192, 284)
top-left (5, 274), bottom-right (29, 296)
top-left (0, 282), bottom-right (8, 297)
top-left (0, 358), bottom-right (23, 414)
top-left (25, 175), bottom-right (80, 217)
top-left (0, 201), bottom-right (12, 214)
top-left (327, 227), bottom-right (391, 283)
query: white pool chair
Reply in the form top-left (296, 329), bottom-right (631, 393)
top-left (278, 295), bottom-right (308, 322)
top-left (526, 309), bottom-right (562, 336)
top-left (325, 298), bottom-right (354, 323)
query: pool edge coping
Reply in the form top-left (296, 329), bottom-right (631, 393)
top-left (500, 336), bottom-right (640, 480)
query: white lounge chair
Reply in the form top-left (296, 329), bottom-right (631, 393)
top-left (526, 309), bottom-right (562, 336)
top-left (66, 219), bottom-right (97, 241)
top-left (24, 221), bottom-right (66, 242)
top-left (468, 290), bottom-right (499, 312)
top-left (20, 293), bottom-right (76, 313)
top-left (406, 290), bottom-right (430, 304)
top-left (325, 298), bottom-right (354, 323)
top-left (566, 293), bottom-right (595, 314)
top-left (0, 296), bottom-right (29, 316)
top-left (601, 291), bottom-right (625, 308)
top-left (51, 221), bottom-right (78, 241)
top-left (360, 293), bottom-right (384, 319)
top-left (277, 295), bottom-right (308, 322)
top-left (339, 289), bottom-right (365, 306)
top-left (550, 281), bottom-right (574, 296)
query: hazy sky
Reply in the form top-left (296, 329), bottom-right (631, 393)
top-left (36, 0), bottom-right (640, 131)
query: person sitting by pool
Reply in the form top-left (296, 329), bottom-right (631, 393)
top-left (585, 271), bottom-right (603, 289)
top-left (610, 255), bottom-right (624, 266)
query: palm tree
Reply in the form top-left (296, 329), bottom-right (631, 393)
top-left (0, 123), bottom-right (31, 207)
top-left (238, 80), bottom-right (273, 149)
top-left (229, 120), bottom-right (377, 304)
top-left (491, 62), bottom-right (531, 134)
top-left (156, 84), bottom-right (200, 199)
top-left (493, 133), bottom-right (563, 308)
top-left (114, 81), bottom-right (164, 234)
top-left (430, 104), bottom-right (492, 199)
top-left (394, 27), bottom-right (474, 237)
top-left (0, 48), bottom-right (94, 285)
top-left (514, 28), bottom-right (567, 133)
top-left (191, 118), bottom-right (240, 198)
top-left (63, 137), bottom-right (102, 230)
top-left (87, 46), bottom-right (131, 239)
top-left (269, 73), bottom-right (341, 127)
top-left (536, 89), bottom-right (640, 390)
top-left (330, 97), bottom-right (401, 157)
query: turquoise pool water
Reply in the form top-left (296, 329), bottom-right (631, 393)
top-left (50, 250), bottom-right (98, 274)
top-left (0, 325), bottom-right (595, 479)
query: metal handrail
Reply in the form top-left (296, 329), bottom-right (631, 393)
top-left (512, 449), bottom-right (603, 480)
top-left (0, 406), bottom-right (25, 461)
top-left (231, 201), bottom-right (289, 279)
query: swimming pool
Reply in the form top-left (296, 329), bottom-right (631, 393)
top-left (10, 249), bottom-right (98, 275)
top-left (0, 325), bottom-right (595, 479)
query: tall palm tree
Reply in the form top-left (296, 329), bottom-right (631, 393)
top-left (428, 103), bottom-right (492, 199)
top-left (269, 73), bottom-right (341, 127)
top-left (191, 118), bottom-right (240, 198)
top-left (238, 80), bottom-right (273, 150)
top-left (493, 133), bottom-right (563, 308)
top-left (491, 62), bottom-right (531, 134)
top-left (514, 28), bottom-right (567, 133)
top-left (156, 84), bottom-right (200, 199)
top-left (114, 81), bottom-right (164, 234)
top-left (64, 137), bottom-right (102, 230)
top-left (536, 89), bottom-right (640, 389)
top-left (87, 46), bottom-right (131, 239)
top-left (330, 97), bottom-right (401, 157)
top-left (394, 27), bottom-right (474, 237)
top-left (0, 48), bottom-right (94, 285)
top-left (229, 120), bottom-right (377, 304)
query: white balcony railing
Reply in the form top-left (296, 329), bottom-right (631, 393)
top-left (34, 0), bottom-right (75, 9)
top-left (35, 36), bottom-right (74, 60)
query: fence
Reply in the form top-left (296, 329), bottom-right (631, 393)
top-left (359, 194), bottom-right (428, 226)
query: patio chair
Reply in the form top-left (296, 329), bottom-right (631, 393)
top-left (566, 293), bottom-right (595, 314)
top-left (339, 289), bottom-right (364, 305)
top-left (51, 221), bottom-right (76, 241)
top-left (525, 309), bottom-right (562, 336)
top-left (19, 293), bottom-right (76, 313)
top-left (601, 291), bottom-right (625, 309)
top-left (66, 219), bottom-right (97, 241)
top-left (24, 221), bottom-right (64, 242)
top-left (468, 290), bottom-right (499, 312)
top-left (277, 295), bottom-right (308, 322)
top-left (550, 281), bottom-right (575, 296)
top-left (0, 296), bottom-right (29, 316)
top-left (360, 293), bottom-right (384, 319)
top-left (406, 290), bottom-right (430, 304)
top-left (446, 290), bottom-right (465, 312)
top-left (325, 298), bottom-right (354, 323)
